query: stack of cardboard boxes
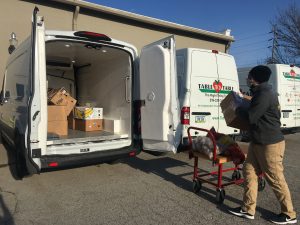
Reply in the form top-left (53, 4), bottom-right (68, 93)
top-left (47, 88), bottom-right (77, 136)
top-left (70, 107), bottom-right (103, 131)
top-left (47, 87), bottom-right (103, 136)
top-left (220, 91), bottom-right (252, 131)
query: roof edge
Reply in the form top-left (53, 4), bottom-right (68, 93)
top-left (51, 0), bottom-right (234, 42)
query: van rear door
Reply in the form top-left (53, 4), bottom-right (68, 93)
top-left (27, 7), bottom-right (47, 172)
top-left (139, 36), bottom-right (180, 153)
top-left (189, 49), bottom-right (220, 133)
top-left (278, 65), bottom-right (296, 129)
top-left (292, 66), bottom-right (300, 127)
top-left (215, 52), bottom-right (240, 134)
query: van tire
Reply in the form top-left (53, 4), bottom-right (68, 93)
top-left (14, 132), bottom-right (29, 179)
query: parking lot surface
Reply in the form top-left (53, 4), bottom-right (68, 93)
top-left (0, 133), bottom-right (299, 225)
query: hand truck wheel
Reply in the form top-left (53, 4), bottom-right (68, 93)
top-left (216, 189), bottom-right (225, 204)
top-left (192, 180), bottom-right (202, 193)
top-left (258, 176), bottom-right (266, 192)
top-left (231, 170), bottom-right (242, 181)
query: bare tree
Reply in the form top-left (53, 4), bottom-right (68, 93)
top-left (269, 2), bottom-right (300, 66)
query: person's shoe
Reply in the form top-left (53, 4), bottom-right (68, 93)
top-left (228, 207), bottom-right (254, 220)
top-left (269, 213), bottom-right (297, 224)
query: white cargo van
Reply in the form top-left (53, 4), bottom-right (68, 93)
top-left (0, 8), bottom-right (181, 177)
top-left (238, 64), bottom-right (300, 130)
top-left (176, 48), bottom-right (240, 145)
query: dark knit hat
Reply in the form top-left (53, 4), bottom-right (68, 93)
top-left (248, 65), bottom-right (271, 83)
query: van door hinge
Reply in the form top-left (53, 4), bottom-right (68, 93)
top-left (32, 111), bottom-right (40, 121)
top-left (37, 16), bottom-right (44, 26)
top-left (32, 148), bottom-right (41, 158)
top-left (163, 40), bottom-right (170, 49)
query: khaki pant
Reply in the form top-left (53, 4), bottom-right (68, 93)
top-left (242, 141), bottom-right (296, 218)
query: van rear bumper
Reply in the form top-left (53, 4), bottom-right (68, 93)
top-left (40, 147), bottom-right (138, 171)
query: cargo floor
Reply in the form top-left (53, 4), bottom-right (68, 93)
top-left (47, 129), bottom-right (129, 145)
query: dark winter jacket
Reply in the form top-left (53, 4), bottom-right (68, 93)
top-left (237, 82), bottom-right (284, 145)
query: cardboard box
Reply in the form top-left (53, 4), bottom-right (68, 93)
top-left (47, 105), bottom-right (68, 136)
top-left (74, 119), bottom-right (103, 132)
top-left (220, 91), bottom-right (251, 130)
top-left (48, 88), bottom-right (77, 116)
top-left (67, 116), bottom-right (75, 130)
top-left (74, 107), bottom-right (103, 120)
top-left (48, 105), bottom-right (67, 121)
top-left (103, 119), bottom-right (121, 133)
top-left (67, 110), bottom-right (75, 130)
top-left (48, 121), bottom-right (68, 136)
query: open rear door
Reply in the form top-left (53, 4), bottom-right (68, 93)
top-left (27, 7), bottom-right (47, 173)
top-left (139, 36), bottom-right (180, 153)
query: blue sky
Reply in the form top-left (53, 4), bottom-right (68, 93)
top-left (86, 0), bottom-right (299, 68)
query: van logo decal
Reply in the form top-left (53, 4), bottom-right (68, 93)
top-left (283, 70), bottom-right (300, 80)
top-left (198, 80), bottom-right (233, 94)
top-left (213, 80), bottom-right (222, 93)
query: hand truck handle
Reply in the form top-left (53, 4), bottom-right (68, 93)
top-left (187, 126), bottom-right (218, 165)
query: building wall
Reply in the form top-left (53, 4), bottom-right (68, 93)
top-left (0, 0), bottom-right (228, 84)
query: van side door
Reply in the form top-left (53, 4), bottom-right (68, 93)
top-left (139, 36), bottom-right (180, 153)
top-left (0, 70), bottom-right (16, 143)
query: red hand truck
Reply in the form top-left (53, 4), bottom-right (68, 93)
top-left (187, 126), bottom-right (265, 204)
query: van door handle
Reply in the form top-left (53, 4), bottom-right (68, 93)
top-left (125, 76), bottom-right (131, 103)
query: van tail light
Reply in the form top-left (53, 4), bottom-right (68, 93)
top-left (129, 151), bottom-right (136, 157)
top-left (48, 162), bottom-right (58, 167)
top-left (181, 107), bottom-right (190, 125)
top-left (74, 31), bottom-right (112, 41)
top-left (212, 50), bottom-right (219, 54)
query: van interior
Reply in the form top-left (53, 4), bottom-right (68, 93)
top-left (45, 40), bottom-right (132, 146)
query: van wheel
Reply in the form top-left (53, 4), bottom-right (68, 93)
top-left (14, 132), bottom-right (29, 179)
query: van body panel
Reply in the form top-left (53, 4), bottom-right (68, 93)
top-left (0, 10), bottom-right (143, 175)
top-left (139, 36), bottom-right (180, 153)
top-left (0, 41), bottom-right (32, 150)
top-left (177, 48), bottom-right (239, 141)
top-left (238, 64), bottom-right (300, 130)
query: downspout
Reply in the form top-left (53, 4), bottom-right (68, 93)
top-left (225, 41), bottom-right (232, 54)
top-left (72, 5), bottom-right (80, 31)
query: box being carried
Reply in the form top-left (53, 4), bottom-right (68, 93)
top-left (220, 91), bottom-right (251, 131)
top-left (74, 107), bottom-right (103, 120)
top-left (48, 88), bottom-right (77, 116)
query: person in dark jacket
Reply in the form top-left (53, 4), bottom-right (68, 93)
top-left (228, 65), bottom-right (297, 224)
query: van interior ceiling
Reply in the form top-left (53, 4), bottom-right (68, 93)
top-left (45, 40), bottom-right (132, 145)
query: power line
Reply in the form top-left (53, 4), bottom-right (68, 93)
top-left (235, 32), bottom-right (270, 41)
top-left (230, 47), bottom-right (268, 55)
top-left (231, 39), bottom-right (270, 48)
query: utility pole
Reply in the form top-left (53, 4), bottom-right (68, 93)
top-left (271, 26), bottom-right (278, 63)
top-left (268, 26), bottom-right (278, 63)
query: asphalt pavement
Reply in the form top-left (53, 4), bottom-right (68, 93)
top-left (0, 133), bottom-right (299, 225)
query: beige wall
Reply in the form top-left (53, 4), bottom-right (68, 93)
top-left (0, 0), bottom-right (227, 85)
top-left (77, 12), bottom-right (225, 53)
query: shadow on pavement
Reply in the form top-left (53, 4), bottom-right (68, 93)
top-left (125, 153), bottom-right (244, 205)
top-left (0, 137), bottom-right (21, 181)
top-left (0, 191), bottom-right (15, 225)
top-left (125, 152), bottom-right (275, 219)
